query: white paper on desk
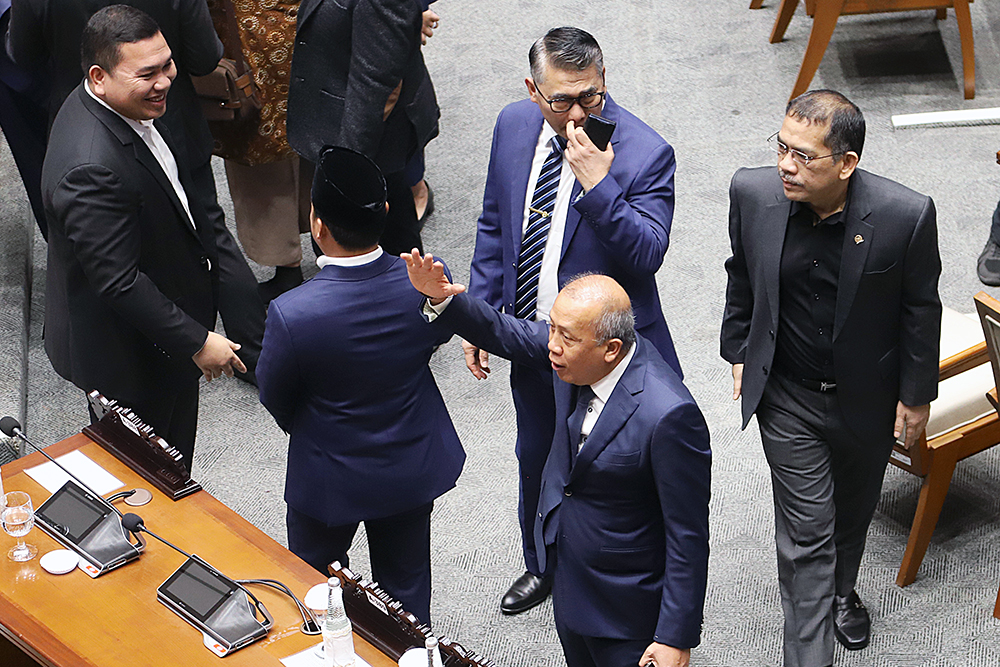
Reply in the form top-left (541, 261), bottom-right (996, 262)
top-left (280, 644), bottom-right (373, 667)
top-left (24, 450), bottom-right (124, 496)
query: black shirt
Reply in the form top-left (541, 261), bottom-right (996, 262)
top-left (773, 200), bottom-right (846, 382)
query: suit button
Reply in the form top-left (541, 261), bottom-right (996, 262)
top-left (564, 490), bottom-right (572, 497)
top-left (769, 329), bottom-right (774, 339)
top-left (538, 512), bottom-right (543, 518)
top-left (763, 365), bottom-right (769, 375)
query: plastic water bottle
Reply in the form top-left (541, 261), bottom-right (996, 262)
top-left (323, 577), bottom-right (356, 667)
top-left (425, 636), bottom-right (444, 667)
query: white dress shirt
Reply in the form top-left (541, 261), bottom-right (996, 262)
top-left (578, 342), bottom-right (637, 451)
top-left (85, 80), bottom-right (195, 230)
top-left (316, 247), bottom-right (383, 268)
top-left (523, 122), bottom-right (576, 323)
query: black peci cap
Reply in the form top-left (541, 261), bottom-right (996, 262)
top-left (311, 146), bottom-right (387, 231)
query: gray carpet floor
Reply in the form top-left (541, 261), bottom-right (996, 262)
top-left (3, 1), bottom-right (1000, 665)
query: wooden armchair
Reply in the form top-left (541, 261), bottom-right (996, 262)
top-left (761, 0), bottom-right (976, 100)
top-left (889, 294), bottom-right (1000, 587)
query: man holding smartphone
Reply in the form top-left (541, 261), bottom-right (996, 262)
top-left (465, 26), bottom-right (682, 615)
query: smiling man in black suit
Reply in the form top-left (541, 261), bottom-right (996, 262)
top-left (41, 6), bottom-right (244, 465)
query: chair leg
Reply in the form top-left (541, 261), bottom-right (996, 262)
top-left (789, 0), bottom-right (846, 100)
top-left (936, 8), bottom-right (946, 20)
top-left (770, 0), bottom-right (800, 43)
top-left (952, 0), bottom-right (975, 99)
top-left (750, 0), bottom-right (765, 9)
top-left (896, 449), bottom-right (959, 587)
top-left (994, 584), bottom-right (1000, 620)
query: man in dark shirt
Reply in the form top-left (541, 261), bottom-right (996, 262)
top-left (721, 90), bottom-right (941, 667)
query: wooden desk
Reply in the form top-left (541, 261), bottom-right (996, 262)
top-left (0, 433), bottom-right (395, 667)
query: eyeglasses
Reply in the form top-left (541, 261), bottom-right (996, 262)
top-left (534, 85), bottom-right (606, 113)
top-left (767, 132), bottom-right (843, 167)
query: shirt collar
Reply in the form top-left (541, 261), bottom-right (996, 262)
top-left (84, 78), bottom-right (154, 137)
top-left (316, 247), bottom-right (384, 268)
top-left (589, 341), bottom-right (637, 404)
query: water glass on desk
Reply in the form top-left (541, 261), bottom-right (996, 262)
top-left (2, 491), bottom-right (38, 562)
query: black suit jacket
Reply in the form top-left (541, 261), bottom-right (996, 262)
top-left (721, 167), bottom-right (942, 443)
top-left (287, 0), bottom-right (439, 170)
top-left (7, 0), bottom-right (222, 167)
top-left (42, 84), bottom-right (218, 402)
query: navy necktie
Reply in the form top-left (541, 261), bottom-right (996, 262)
top-left (567, 385), bottom-right (596, 454)
top-left (514, 137), bottom-right (564, 320)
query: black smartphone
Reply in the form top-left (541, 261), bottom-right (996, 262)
top-left (583, 114), bottom-right (616, 151)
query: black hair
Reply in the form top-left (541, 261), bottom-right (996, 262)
top-left (786, 89), bottom-right (866, 158)
top-left (528, 27), bottom-right (604, 83)
top-left (81, 5), bottom-right (160, 74)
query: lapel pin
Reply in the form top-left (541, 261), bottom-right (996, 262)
top-left (854, 234), bottom-right (864, 245)
top-left (529, 206), bottom-right (551, 219)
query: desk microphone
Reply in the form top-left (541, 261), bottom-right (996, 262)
top-left (1, 416), bottom-right (120, 515)
top-left (121, 513), bottom-right (194, 559)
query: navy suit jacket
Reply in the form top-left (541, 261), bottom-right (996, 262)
top-left (468, 94), bottom-right (681, 375)
top-left (257, 254), bottom-right (465, 525)
top-left (721, 167), bottom-right (941, 443)
top-left (437, 294), bottom-right (710, 648)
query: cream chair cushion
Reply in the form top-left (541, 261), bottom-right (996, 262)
top-left (925, 307), bottom-right (995, 440)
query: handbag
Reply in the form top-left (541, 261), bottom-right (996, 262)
top-left (191, 0), bottom-right (260, 123)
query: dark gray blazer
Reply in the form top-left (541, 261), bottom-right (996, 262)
top-left (42, 84), bottom-right (218, 403)
top-left (721, 166), bottom-right (942, 444)
top-left (7, 0), bottom-right (222, 167)
top-left (287, 0), bottom-right (439, 171)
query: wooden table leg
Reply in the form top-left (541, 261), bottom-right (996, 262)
top-left (953, 0), bottom-right (975, 99)
top-left (750, 0), bottom-right (765, 9)
top-left (770, 0), bottom-right (800, 43)
top-left (994, 584), bottom-right (1000, 620)
top-left (789, 0), bottom-right (847, 101)
top-left (896, 448), bottom-right (959, 587)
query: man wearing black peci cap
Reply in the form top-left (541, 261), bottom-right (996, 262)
top-left (256, 146), bottom-right (465, 624)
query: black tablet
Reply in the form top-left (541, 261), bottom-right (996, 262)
top-left (159, 556), bottom-right (240, 622)
top-left (35, 480), bottom-right (111, 542)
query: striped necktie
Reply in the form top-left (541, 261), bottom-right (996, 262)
top-left (514, 137), bottom-right (564, 320)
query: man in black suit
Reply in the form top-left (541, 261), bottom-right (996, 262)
top-left (286, 0), bottom-right (439, 256)
top-left (8, 0), bottom-right (265, 382)
top-left (721, 90), bottom-right (941, 667)
top-left (42, 6), bottom-right (244, 465)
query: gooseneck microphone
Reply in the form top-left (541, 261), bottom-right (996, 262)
top-left (1, 416), bottom-right (121, 515)
top-left (121, 513), bottom-right (194, 559)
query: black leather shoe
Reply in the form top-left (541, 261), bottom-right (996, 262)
top-left (833, 590), bottom-right (870, 650)
top-left (978, 239), bottom-right (1000, 286)
top-left (500, 572), bottom-right (551, 615)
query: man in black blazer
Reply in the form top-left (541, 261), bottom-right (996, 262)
top-left (42, 6), bottom-right (245, 465)
top-left (721, 90), bottom-right (941, 667)
top-left (287, 0), bottom-right (439, 256)
top-left (406, 254), bottom-right (711, 667)
top-left (8, 0), bottom-right (265, 382)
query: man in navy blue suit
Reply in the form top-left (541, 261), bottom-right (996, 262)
top-left (405, 251), bottom-right (710, 667)
top-left (256, 147), bottom-right (465, 624)
top-left (466, 26), bottom-right (682, 614)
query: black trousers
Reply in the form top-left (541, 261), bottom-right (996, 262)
top-left (286, 501), bottom-right (434, 624)
top-left (188, 159), bottom-right (266, 380)
top-left (380, 170), bottom-right (422, 257)
top-left (990, 197), bottom-right (1000, 246)
top-left (756, 373), bottom-right (894, 667)
top-left (87, 381), bottom-right (200, 469)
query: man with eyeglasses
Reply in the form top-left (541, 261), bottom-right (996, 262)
top-left (721, 90), bottom-right (941, 667)
top-left (465, 26), bottom-right (682, 616)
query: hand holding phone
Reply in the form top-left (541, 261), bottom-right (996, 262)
top-left (583, 113), bottom-right (616, 151)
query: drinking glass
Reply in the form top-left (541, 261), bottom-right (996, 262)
top-left (2, 491), bottom-right (38, 562)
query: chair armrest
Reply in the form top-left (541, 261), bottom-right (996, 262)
top-left (939, 341), bottom-right (989, 382)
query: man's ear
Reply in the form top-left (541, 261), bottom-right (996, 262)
top-left (526, 77), bottom-right (538, 102)
top-left (89, 65), bottom-right (107, 95)
top-left (309, 206), bottom-right (325, 242)
top-left (604, 338), bottom-right (623, 362)
top-left (839, 152), bottom-right (860, 181)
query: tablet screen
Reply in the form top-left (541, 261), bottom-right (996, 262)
top-left (160, 557), bottom-right (238, 620)
top-left (36, 481), bottom-right (111, 542)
